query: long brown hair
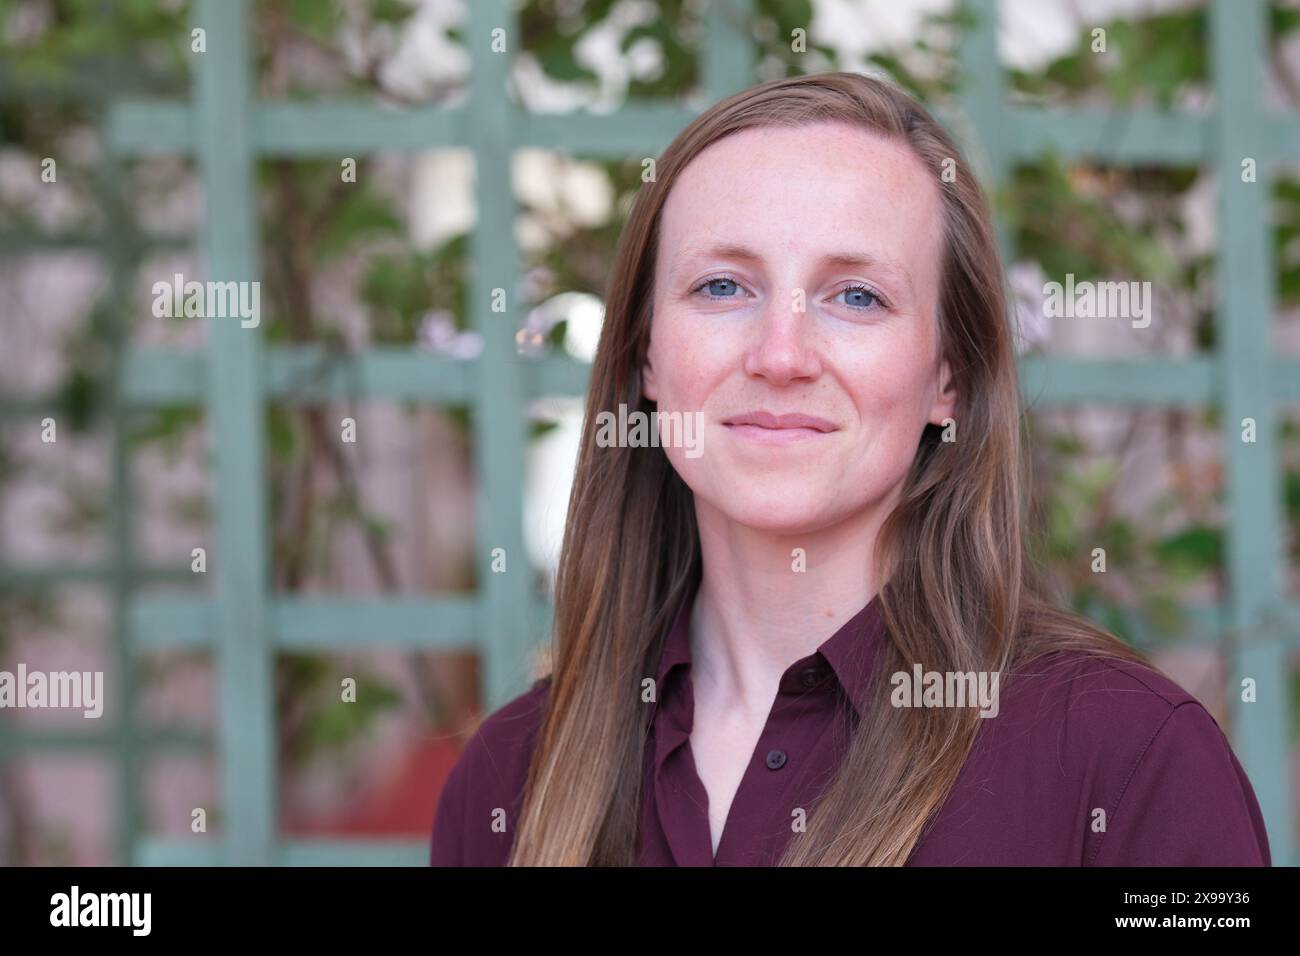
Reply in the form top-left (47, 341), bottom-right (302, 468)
top-left (508, 71), bottom-right (1152, 866)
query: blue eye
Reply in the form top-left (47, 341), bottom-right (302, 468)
top-left (694, 276), bottom-right (744, 299)
top-left (838, 284), bottom-right (885, 310)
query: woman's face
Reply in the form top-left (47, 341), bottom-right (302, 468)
top-left (642, 120), bottom-right (957, 536)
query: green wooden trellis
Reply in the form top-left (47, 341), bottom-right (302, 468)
top-left (0, 0), bottom-right (1295, 865)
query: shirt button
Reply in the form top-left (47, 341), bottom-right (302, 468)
top-left (765, 749), bottom-right (787, 770)
top-left (800, 665), bottom-right (823, 688)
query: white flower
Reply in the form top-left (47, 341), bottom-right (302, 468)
top-left (1006, 260), bottom-right (1052, 354)
top-left (418, 309), bottom-right (481, 358)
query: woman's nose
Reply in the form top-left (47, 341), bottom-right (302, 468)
top-left (743, 293), bottom-right (822, 385)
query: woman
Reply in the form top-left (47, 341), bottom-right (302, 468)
top-left (429, 72), bottom-right (1270, 866)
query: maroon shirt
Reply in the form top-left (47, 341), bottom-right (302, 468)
top-left (429, 590), bottom-right (1271, 866)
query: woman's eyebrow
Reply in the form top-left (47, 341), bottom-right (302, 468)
top-left (673, 241), bottom-right (912, 292)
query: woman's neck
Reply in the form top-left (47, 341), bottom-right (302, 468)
top-left (687, 498), bottom-right (890, 712)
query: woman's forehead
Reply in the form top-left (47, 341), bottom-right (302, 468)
top-left (656, 124), bottom-right (943, 287)
top-left (671, 121), bottom-right (935, 197)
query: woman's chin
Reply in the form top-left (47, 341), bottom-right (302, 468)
top-left (706, 499), bottom-right (844, 537)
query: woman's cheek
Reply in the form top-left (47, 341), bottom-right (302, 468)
top-left (662, 355), bottom-right (720, 414)
top-left (850, 378), bottom-right (926, 466)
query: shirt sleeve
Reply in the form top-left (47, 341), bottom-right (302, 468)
top-left (429, 746), bottom-right (471, 867)
top-left (427, 680), bottom-right (551, 866)
top-left (1090, 701), bottom-right (1271, 866)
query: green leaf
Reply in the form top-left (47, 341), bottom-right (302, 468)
top-left (317, 187), bottom-right (403, 260)
top-left (1155, 525), bottom-right (1223, 573)
top-left (289, 0), bottom-right (342, 44)
top-left (305, 674), bottom-right (404, 752)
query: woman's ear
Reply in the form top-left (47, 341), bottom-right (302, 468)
top-left (927, 359), bottom-right (957, 426)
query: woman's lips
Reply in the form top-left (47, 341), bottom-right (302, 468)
top-left (721, 411), bottom-right (838, 444)
top-left (725, 423), bottom-right (827, 443)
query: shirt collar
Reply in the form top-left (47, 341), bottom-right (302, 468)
top-left (648, 583), bottom-right (888, 724)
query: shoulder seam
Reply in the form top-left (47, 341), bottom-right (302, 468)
top-left (1086, 699), bottom-right (1202, 866)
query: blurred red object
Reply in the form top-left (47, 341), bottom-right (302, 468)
top-left (282, 734), bottom-right (465, 837)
